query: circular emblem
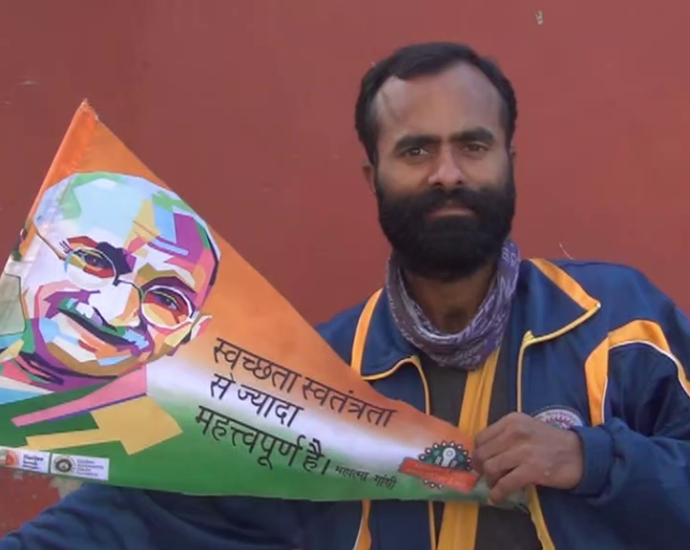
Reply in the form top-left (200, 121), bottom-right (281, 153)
top-left (534, 407), bottom-right (584, 430)
top-left (0, 449), bottom-right (18, 467)
top-left (417, 441), bottom-right (472, 490)
top-left (53, 456), bottom-right (75, 474)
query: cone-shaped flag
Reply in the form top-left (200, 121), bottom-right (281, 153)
top-left (0, 101), bottom-right (509, 504)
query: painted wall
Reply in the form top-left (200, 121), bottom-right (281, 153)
top-left (1, 0), bottom-right (689, 536)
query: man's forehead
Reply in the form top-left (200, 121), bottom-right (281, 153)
top-left (374, 63), bottom-right (504, 137)
top-left (39, 176), bottom-right (211, 261)
top-left (64, 180), bottom-right (159, 241)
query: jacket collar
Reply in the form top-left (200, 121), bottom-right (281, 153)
top-left (519, 259), bottom-right (600, 338)
top-left (359, 258), bottom-right (600, 378)
top-left (359, 287), bottom-right (416, 378)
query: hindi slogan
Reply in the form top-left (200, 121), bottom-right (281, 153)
top-left (193, 338), bottom-right (400, 489)
top-left (213, 338), bottom-right (396, 428)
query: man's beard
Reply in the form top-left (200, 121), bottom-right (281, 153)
top-left (376, 168), bottom-right (516, 281)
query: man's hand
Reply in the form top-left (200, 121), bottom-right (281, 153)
top-left (472, 412), bottom-right (584, 504)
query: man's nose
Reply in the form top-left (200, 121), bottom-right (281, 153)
top-left (428, 148), bottom-right (465, 189)
top-left (88, 282), bottom-right (142, 327)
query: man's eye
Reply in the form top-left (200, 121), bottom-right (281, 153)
top-left (464, 143), bottom-right (486, 153)
top-left (69, 248), bottom-right (115, 278)
top-left (146, 288), bottom-right (190, 315)
top-left (404, 147), bottom-right (426, 157)
top-left (75, 250), bottom-right (110, 269)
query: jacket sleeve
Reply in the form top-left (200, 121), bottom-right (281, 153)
top-left (0, 484), bottom-right (310, 550)
top-left (570, 293), bottom-right (690, 546)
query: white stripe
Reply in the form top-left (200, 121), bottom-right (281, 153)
top-left (600, 377), bottom-right (609, 424)
top-left (351, 511), bottom-right (365, 550)
top-left (0, 375), bottom-right (50, 395)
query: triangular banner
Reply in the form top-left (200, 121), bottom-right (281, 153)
top-left (0, 101), bottom-right (499, 503)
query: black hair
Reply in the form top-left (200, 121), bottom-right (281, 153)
top-left (354, 42), bottom-right (518, 165)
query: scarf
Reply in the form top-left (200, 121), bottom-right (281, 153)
top-left (385, 239), bottom-right (521, 370)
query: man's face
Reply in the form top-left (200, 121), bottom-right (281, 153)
top-left (19, 173), bottom-right (218, 377)
top-left (370, 63), bottom-right (516, 280)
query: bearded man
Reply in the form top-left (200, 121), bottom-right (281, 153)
top-left (3, 41), bottom-right (690, 550)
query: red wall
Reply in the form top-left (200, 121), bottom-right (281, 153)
top-left (2, 0), bottom-right (690, 535)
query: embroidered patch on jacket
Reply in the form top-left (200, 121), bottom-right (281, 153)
top-left (534, 407), bottom-right (584, 430)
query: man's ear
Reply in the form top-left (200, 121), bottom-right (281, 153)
top-left (509, 144), bottom-right (517, 163)
top-left (0, 273), bottom-right (26, 336)
top-left (190, 314), bottom-right (212, 340)
top-left (178, 314), bottom-right (212, 347)
top-left (362, 161), bottom-right (376, 195)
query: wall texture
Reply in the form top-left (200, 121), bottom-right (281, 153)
top-left (1, 0), bottom-right (689, 536)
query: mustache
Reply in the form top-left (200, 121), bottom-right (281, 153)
top-left (378, 186), bottom-right (495, 225)
top-left (416, 187), bottom-right (487, 215)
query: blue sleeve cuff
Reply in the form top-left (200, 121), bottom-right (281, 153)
top-left (569, 425), bottom-right (614, 497)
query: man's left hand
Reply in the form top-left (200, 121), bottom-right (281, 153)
top-left (471, 412), bottom-right (584, 504)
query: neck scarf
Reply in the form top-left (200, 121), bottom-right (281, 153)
top-left (385, 239), bottom-right (521, 370)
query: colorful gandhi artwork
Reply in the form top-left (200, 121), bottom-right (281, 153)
top-left (0, 104), bottom-right (486, 500)
top-left (0, 171), bottom-right (219, 452)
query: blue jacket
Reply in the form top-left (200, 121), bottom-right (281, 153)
top-left (3, 259), bottom-right (690, 549)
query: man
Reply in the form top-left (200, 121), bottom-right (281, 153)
top-left (2, 41), bottom-right (690, 549)
top-left (0, 171), bottom-right (219, 453)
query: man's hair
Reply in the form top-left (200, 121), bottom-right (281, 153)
top-left (354, 42), bottom-right (518, 165)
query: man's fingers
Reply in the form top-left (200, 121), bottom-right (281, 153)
top-left (475, 412), bottom-right (535, 449)
top-left (474, 415), bottom-right (510, 448)
top-left (488, 464), bottom-right (533, 505)
top-left (479, 445), bottom-right (526, 488)
top-left (472, 425), bottom-right (520, 474)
